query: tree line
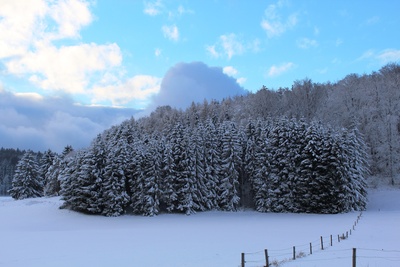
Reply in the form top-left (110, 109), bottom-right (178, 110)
top-left (9, 117), bottom-right (368, 216)
top-left (6, 63), bottom-right (399, 215)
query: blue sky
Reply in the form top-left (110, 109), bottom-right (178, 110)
top-left (0, 0), bottom-right (399, 152)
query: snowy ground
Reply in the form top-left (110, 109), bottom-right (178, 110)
top-left (0, 187), bottom-right (399, 267)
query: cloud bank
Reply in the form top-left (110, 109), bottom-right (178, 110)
top-left (147, 62), bottom-right (247, 111)
top-left (0, 89), bottom-right (136, 153)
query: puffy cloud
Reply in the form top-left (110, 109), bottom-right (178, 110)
top-left (0, 89), bottom-right (137, 152)
top-left (223, 66), bottom-right (238, 76)
top-left (223, 66), bottom-right (247, 86)
top-left (147, 62), bottom-right (246, 111)
top-left (91, 75), bottom-right (161, 108)
top-left (48, 0), bottom-right (93, 39)
top-left (6, 42), bottom-right (122, 94)
top-left (0, 0), bottom-right (92, 60)
top-left (0, 0), bottom-right (47, 59)
top-left (0, 0), bottom-right (158, 109)
top-left (261, 0), bottom-right (298, 38)
top-left (268, 62), bottom-right (295, 77)
top-left (162, 24), bottom-right (179, 41)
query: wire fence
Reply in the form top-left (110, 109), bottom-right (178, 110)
top-left (238, 212), bottom-right (400, 266)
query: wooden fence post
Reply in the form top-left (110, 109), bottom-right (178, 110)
top-left (330, 235), bottom-right (333, 246)
top-left (293, 246), bottom-right (296, 260)
top-left (309, 242), bottom-right (312, 255)
top-left (338, 234), bottom-right (340, 242)
top-left (320, 236), bottom-right (324, 250)
top-left (241, 253), bottom-right (245, 267)
top-left (265, 249), bottom-right (269, 267)
top-left (352, 248), bottom-right (357, 267)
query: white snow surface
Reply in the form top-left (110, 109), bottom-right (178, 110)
top-left (0, 187), bottom-right (399, 267)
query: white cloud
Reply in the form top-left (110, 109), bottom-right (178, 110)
top-left (92, 75), bottom-right (161, 108)
top-left (162, 25), bottom-right (179, 41)
top-left (261, 0), bottom-right (298, 38)
top-left (377, 49), bottom-right (400, 64)
top-left (223, 66), bottom-right (238, 76)
top-left (6, 42), bottom-right (122, 94)
top-left (236, 77), bottom-right (247, 85)
top-left (206, 45), bottom-right (220, 58)
top-left (220, 34), bottom-right (245, 59)
top-left (207, 34), bottom-right (257, 60)
top-left (155, 48), bottom-right (162, 57)
top-left (268, 62), bottom-right (295, 77)
top-left (297, 38), bottom-right (318, 49)
top-left (143, 0), bottom-right (163, 16)
top-left (358, 49), bottom-right (400, 65)
top-left (0, 0), bottom-right (93, 59)
top-left (0, 0), bottom-right (47, 59)
top-left (223, 66), bottom-right (246, 86)
top-left (49, 0), bottom-right (93, 39)
top-left (0, 0), bottom-right (159, 109)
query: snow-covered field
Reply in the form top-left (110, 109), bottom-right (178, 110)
top-left (1, 187), bottom-right (399, 267)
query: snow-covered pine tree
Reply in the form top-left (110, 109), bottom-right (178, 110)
top-left (297, 121), bottom-right (331, 213)
top-left (218, 121), bottom-right (241, 211)
top-left (339, 125), bottom-right (368, 211)
top-left (9, 150), bottom-right (43, 199)
top-left (101, 136), bottom-right (130, 217)
top-left (264, 118), bottom-right (295, 212)
top-left (60, 135), bottom-right (107, 214)
top-left (140, 137), bottom-right (163, 216)
top-left (250, 122), bottom-right (274, 212)
top-left (173, 123), bottom-right (198, 215)
top-left (187, 123), bottom-right (207, 212)
top-left (159, 138), bottom-right (176, 212)
top-left (203, 119), bottom-right (221, 210)
top-left (40, 149), bottom-right (60, 196)
top-left (59, 149), bottom-right (86, 210)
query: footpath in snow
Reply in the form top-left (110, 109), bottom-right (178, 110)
top-left (0, 187), bottom-right (399, 267)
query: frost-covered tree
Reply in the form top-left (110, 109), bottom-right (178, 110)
top-left (9, 150), bottom-right (43, 199)
top-left (202, 119), bottom-right (221, 210)
top-left (218, 121), bottom-right (241, 211)
top-left (187, 123), bottom-right (207, 212)
top-left (40, 150), bottom-right (60, 196)
top-left (101, 137), bottom-right (130, 217)
top-left (60, 135), bottom-right (106, 214)
top-left (140, 138), bottom-right (163, 216)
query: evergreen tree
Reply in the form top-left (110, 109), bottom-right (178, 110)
top-left (40, 150), bottom-right (60, 196)
top-left (60, 136), bottom-right (106, 214)
top-left (218, 121), bottom-right (241, 211)
top-left (140, 138), bottom-right (163, 216)
top-left (9, 150), bottom-right (43, 199)
top-left (202, 119), bottom-right (221, 210)
top-left (101, 137), bottom-right (130, 217)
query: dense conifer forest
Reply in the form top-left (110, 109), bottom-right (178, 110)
top-left (4, 63), bottom-right (400, 216)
